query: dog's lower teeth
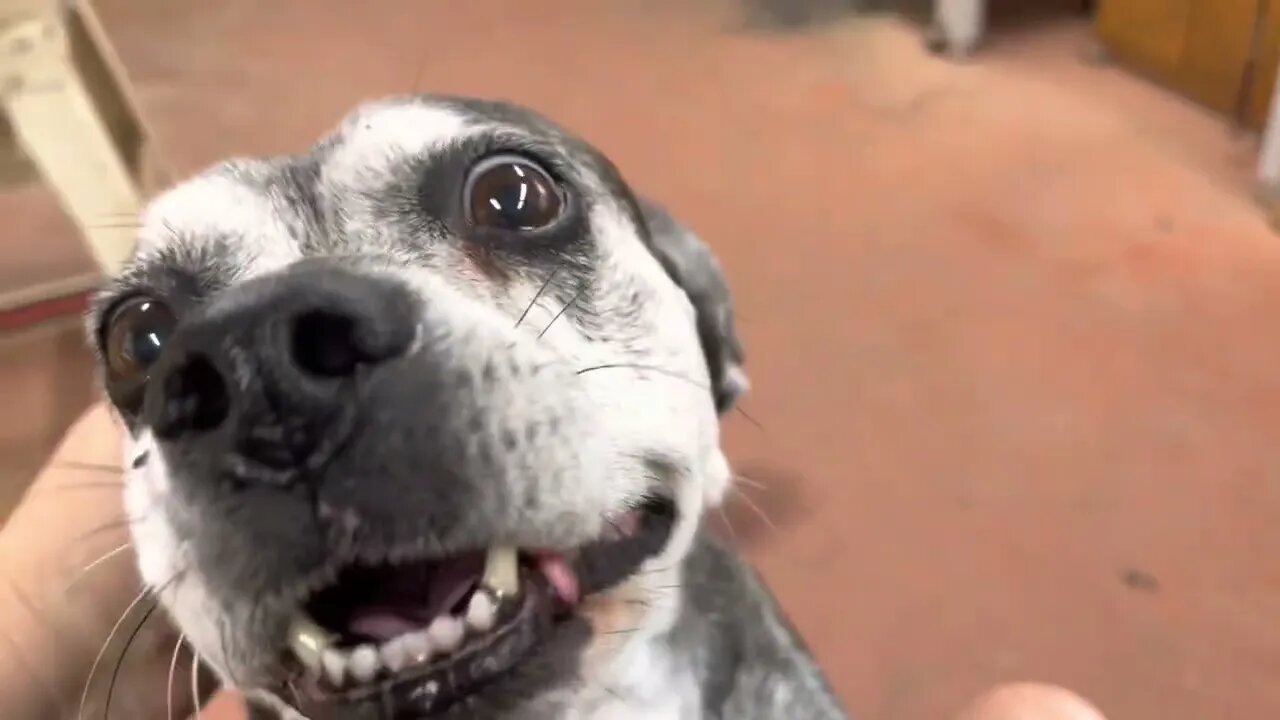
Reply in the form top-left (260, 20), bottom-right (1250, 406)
top-left (349, 645), bottom-right (380, 683)
top-left (427, 615), bottom-right (464, 653)
top-left (322, 648), bottom-right (346, 686)
top-left (379, 636), bottom-right (409, 673)
top-left (401, 629), bottom-right (432, 665)
top-left (482, 545), bottom-right (521, 597)
top-left (466, 591), bottom-right (497, 632)
top-left (292, 552), bottom-right (526, 689)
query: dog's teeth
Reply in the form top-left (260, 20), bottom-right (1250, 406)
top-left (482, 545), bottom-right (520, 597)
top-left (349, 645), bottom-right (380, 683)
top-left (321, 648), bottom-right (347, 687)
top-left (287, 615), bottom-right (331, 671)
top-left (466, 591), bottom-right (497, 632)
top-left (400, 629), bottom-right (432, 665)
top-left (427, 616), bottom-right (464, 653)
top-left (379, 637), bottom-right (409, 673)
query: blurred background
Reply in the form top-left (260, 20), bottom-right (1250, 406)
top-left (3, 1), bottom-right (1280, 718)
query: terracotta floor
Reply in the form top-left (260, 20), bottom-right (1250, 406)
top-left (3, 2), bottom-right (1280, 718)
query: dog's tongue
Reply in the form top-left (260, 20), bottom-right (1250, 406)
top-left (346, 555), bottom-right (483, 642)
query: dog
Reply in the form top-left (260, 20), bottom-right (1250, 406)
top-left (89, 95), bottom-right (848, 719)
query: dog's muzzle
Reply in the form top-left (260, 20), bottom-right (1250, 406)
top-left (136, 259), bottom-right (679, 716)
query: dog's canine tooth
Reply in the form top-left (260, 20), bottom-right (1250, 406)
top-left (426, 615), bottom-right (464, 654)
top-left (482, 545), bottom-right (520, 597)
top-left (349, 645), bottom-right (381, 683)
top-left (287, 615), bottom-right (332, 670)
top-left (321, 648), bottom-right (347, 687)
top-left (465, 591), bottom-right (496, 632)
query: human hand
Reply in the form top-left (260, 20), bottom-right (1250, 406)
top-left (959, 683), bottom-right (1108, 720)
top-left (0, 403), bottom-right (199, 719)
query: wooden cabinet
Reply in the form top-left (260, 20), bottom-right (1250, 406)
top-left (1097, 0), bottom-right (1279, 129)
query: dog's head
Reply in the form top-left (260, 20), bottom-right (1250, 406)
top-left (88, 96), bottom-right (746, 717)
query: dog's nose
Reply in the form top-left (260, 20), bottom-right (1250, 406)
top-left (144, 261), bottom-right (418, 469)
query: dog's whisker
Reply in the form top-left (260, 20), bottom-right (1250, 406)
top-left (410, 41), bottom-right (430, 93)
top-left (31, 480), bottom-right (125, 497)
top-left (734, 404), bottom-right (765, 430)
top-left (514, 269), bottom-right (559, 330)
top-left (286, 679), bottom-right (305, 709)
top-left (78, 586), bottom-right (155, 719)
top-left (103, 598), bottom-right (164, 719)
top-left (574, 363), bottom-right (710, 391)
top-left (537, 282), bottom-right (589, 340)
top-left (645, 583), bottom-right (684, 591)
top-left (717, 506), bottom-right (739, 543)
top-left (52, 461), bottom-right (126, 475)
top-left (602, 684), bottom-right (628, 703)
top-left (78, 570), bottom-right (183, 720)
top-left (65, 541), bottom-right (132, 591)
top-left (74, 516), bottom-right (144, 546)
top-left (732, 473), bottom-right (768, 492)
top-left (729, 487), bottom-right (776, 532)
top-left (190, 650), bottom-right (203, 720)
top-left (166, 634), bottom-right (185, 720)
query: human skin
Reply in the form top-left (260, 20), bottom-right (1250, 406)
top-left (0, 403), bottom-right (197, 719)
top-left (958, 683), bottom-right (1109, 720)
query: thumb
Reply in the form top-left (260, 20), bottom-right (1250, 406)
top-left (958, 683), bottom-right (1108, 720)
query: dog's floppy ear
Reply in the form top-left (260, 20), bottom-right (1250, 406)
top-left (636, 198), bottom-right (749, 414)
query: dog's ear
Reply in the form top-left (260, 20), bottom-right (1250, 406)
top-left (636, 198), bottom-right (748, 414)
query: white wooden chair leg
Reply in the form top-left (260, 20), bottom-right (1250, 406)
top-left (928, 0), bottom-right (986, 58)
top-left (1258, 58), bottom-right (1280, 193)
top-left (0, 0), bottom-right (163, 277)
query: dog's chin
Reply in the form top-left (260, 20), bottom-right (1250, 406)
top-left (269, 495), bottom-right (677, 719)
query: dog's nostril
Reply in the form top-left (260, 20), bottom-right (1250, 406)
top-left (155, 354), bottom-right (230, 439)
top-left (292, 310), bottom-right (375, 377)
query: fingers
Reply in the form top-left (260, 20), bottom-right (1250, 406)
top-left (40, 401), bottom-right (122, 471)
top-left (958, 683), bottom-right (1108, 720)
top-left (6, 402), bottom-right (132, 599)
top-left (192, 690), bottom-right (251, 720)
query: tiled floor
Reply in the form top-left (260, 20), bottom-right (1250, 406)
top-left (3, 2), bottom-right (1279, 718)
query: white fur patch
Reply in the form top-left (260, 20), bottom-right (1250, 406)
top-left (135, 170), bottom-right (303, 276)
top-left (321, 101), bottom-right (472, 195)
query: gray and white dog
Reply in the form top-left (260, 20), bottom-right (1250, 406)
top-left (89, 96), bottom-right (847, 719)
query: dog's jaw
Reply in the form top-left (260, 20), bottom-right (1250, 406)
top-left (122, 427), bottom-right (723, 717)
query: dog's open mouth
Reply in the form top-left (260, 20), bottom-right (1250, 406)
top-left (284, 495), bottom-right (676, 716)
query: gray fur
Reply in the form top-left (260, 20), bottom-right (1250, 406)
top-left (673, 529), bottom-right (846, 720)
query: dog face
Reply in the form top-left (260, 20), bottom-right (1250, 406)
top-left (88, 96), bottom-right (746, 717)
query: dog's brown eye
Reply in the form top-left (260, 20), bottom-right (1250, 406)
top-left (104, 296), bottom-right (176, 387)
top-left (465, 155), bottom-right (563, 231)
